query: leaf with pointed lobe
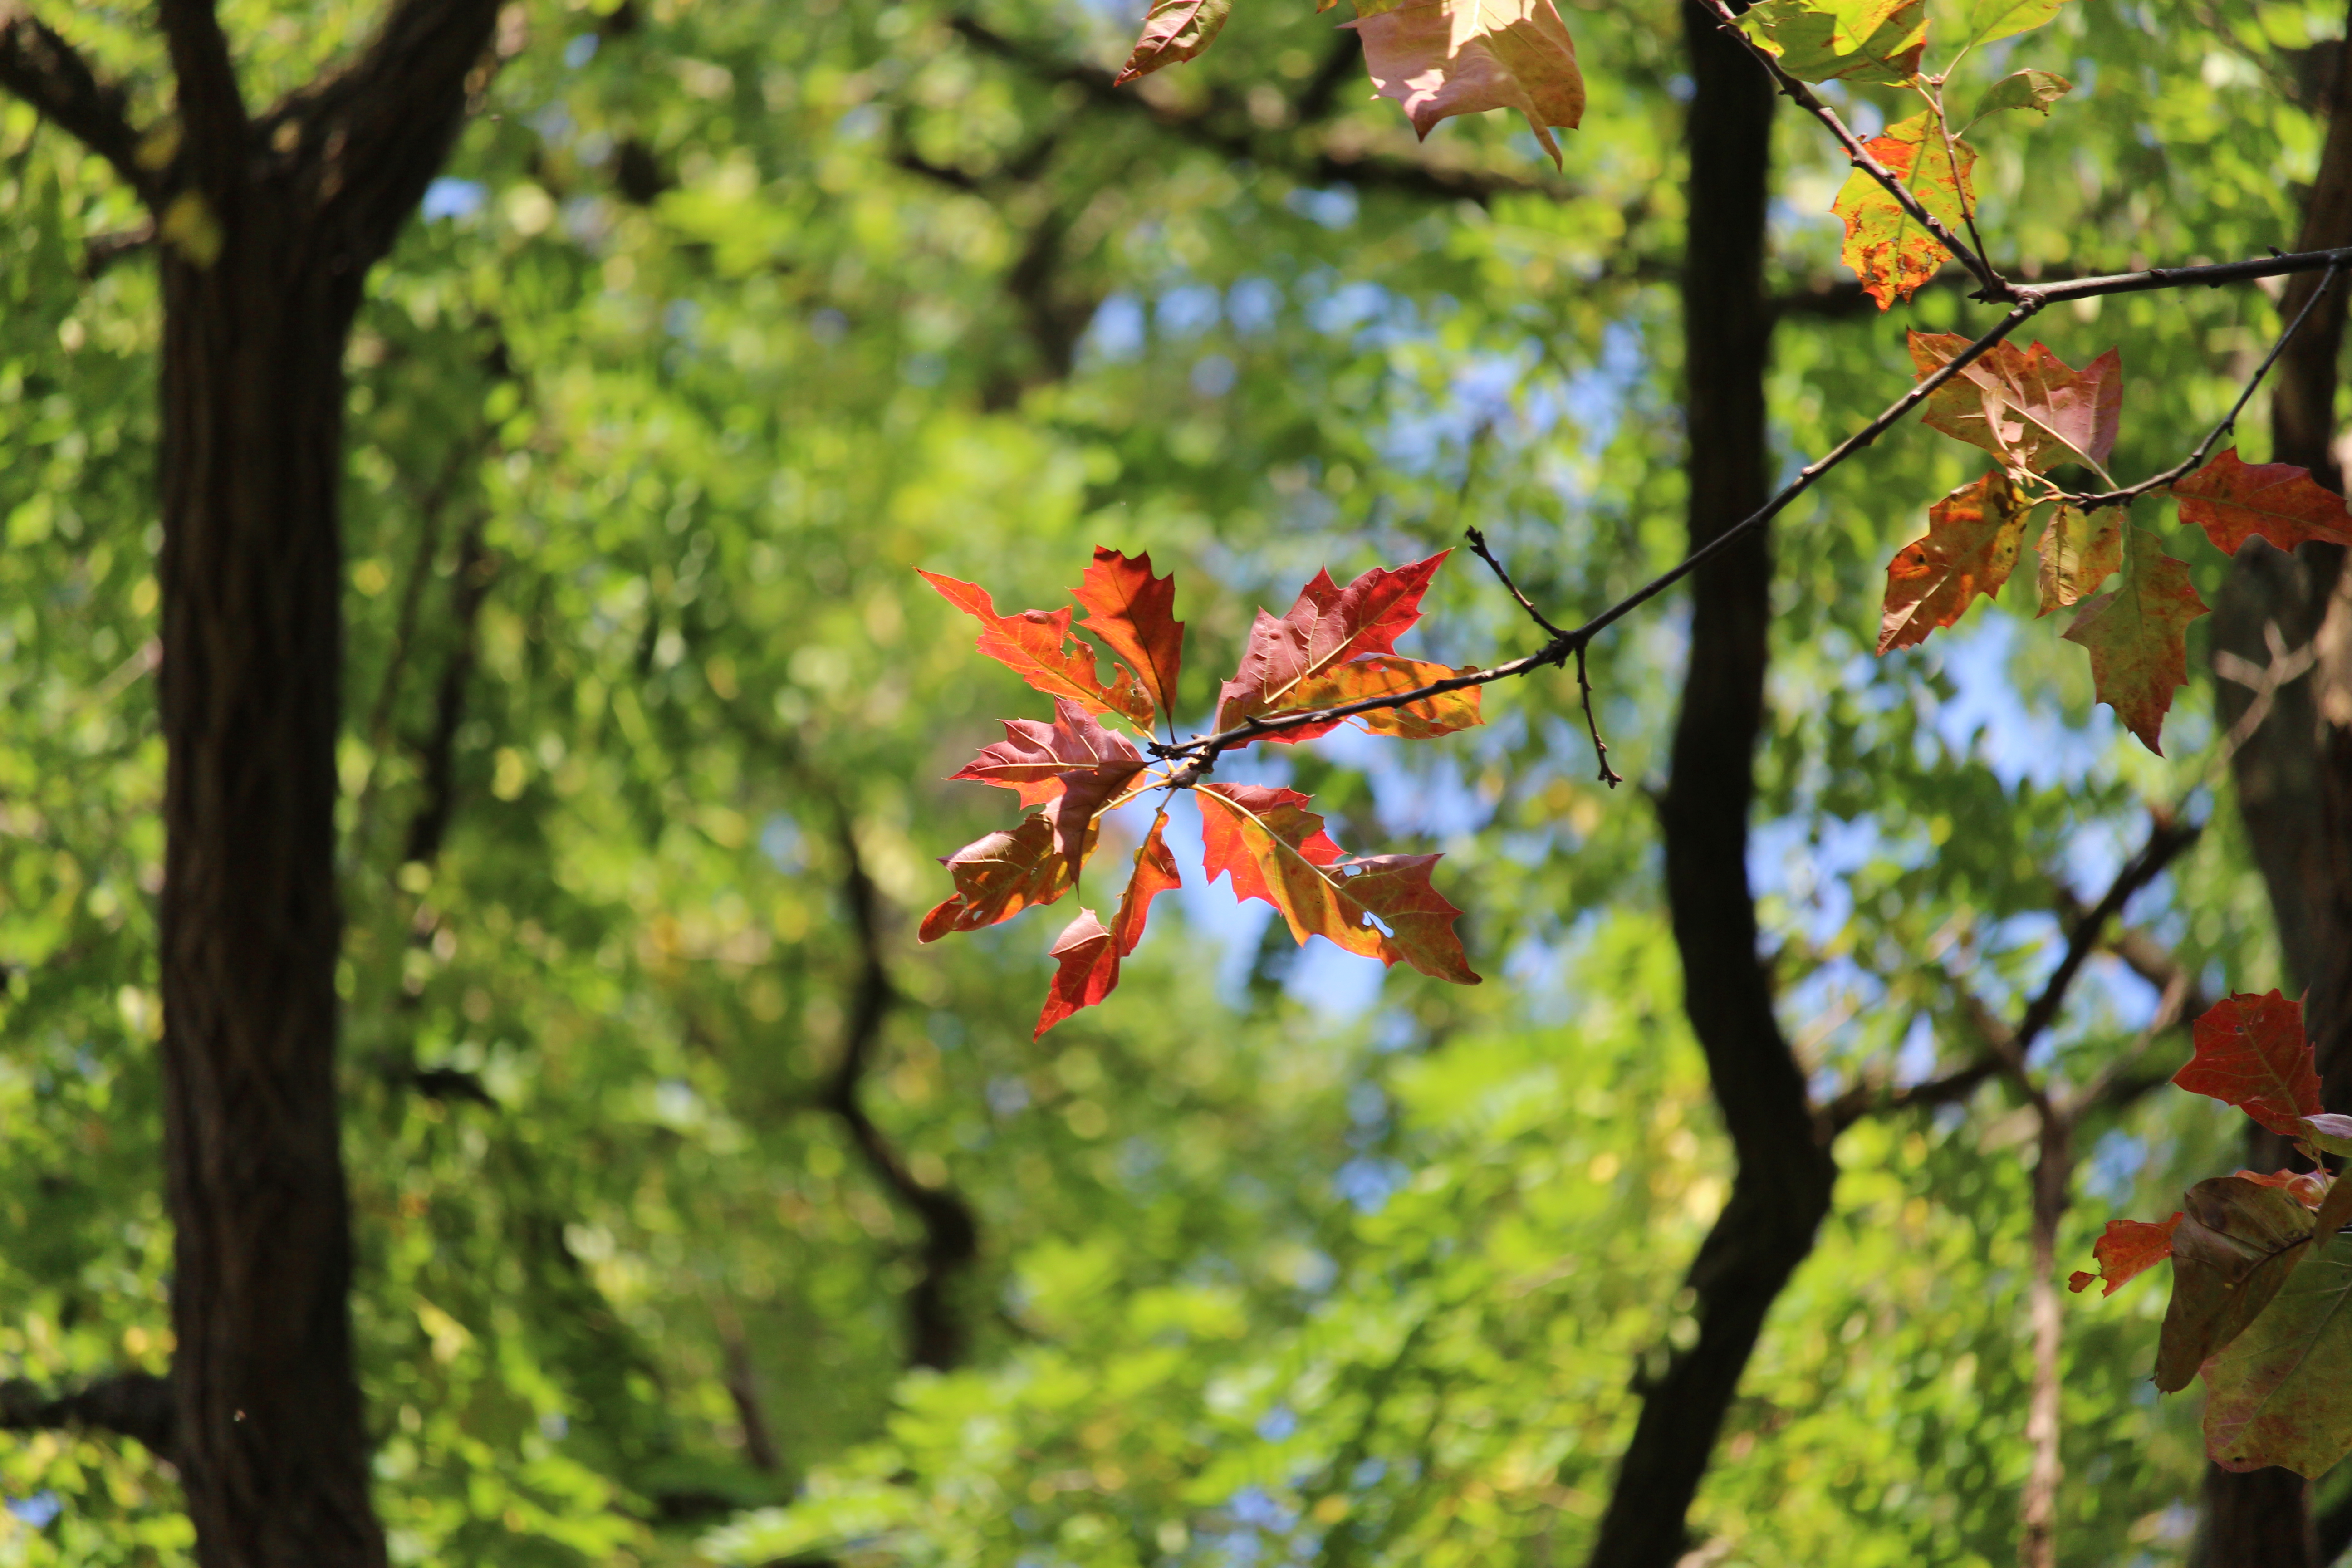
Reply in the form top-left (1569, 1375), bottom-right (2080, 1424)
top-left (1284, 657), bottom-right (1484, 741)
top-left (2202, 1227), bottom-right (2352, 1476)
top-left (2173, 991), bottom-right (2320, 1136)
top-left (1908, 332), bottom-right (2123, 475)
top-left (1969, 68), bottom-right (2072, 122)
top-left (1034, 810), bottom-right (1181, 1038)
top-left (2156, 1175), bottom-right (2320, 1393)
top-left (2172, 449), bottom-right (2352, 557)
top-left (1215, 552), bottom-right (1450, 736)
top-left (1341, 0), bottom-right (1585, 169)
top-left (2069, 1213), bottom-right (2182, 1297)
top-left (947, 698), bottom-right (1147, 862)
top-left (917, 570), bottom-right (1154, 730)
top-left (1738, 0), bottom-right (1926, 86)
top-left (1878, 470), bottom-right (2032, 654)
top-left (1832, 113), bottom-right (1977, 309)
top-left (1072, 548), bottom-right (1186, 731)
top-left (1112, 0), bottom-right (1235, 85)
top-left (2060, 530), bottom-right (2208, 753)
top-left (1963, 0), bottom-right (2068, 47)
top-left (2034, 502), bottom-right (2120, 615)
top-left (918, 809), bottom-right (1095, 943)
top-left (1196, 784), bottom-right (1478, 984)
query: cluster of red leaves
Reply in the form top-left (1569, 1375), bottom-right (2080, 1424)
top-left (921, 549), bottom-right (1482, 1038)
top-left (2072, 991), bottom-right (2352, 1476)
top-left (1877, 334), bottom-right (2352, 753)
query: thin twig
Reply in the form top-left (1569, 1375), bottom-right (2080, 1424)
top-left (1464, 526), bottom-right (1568, 638)
top-left (1575, 642), bottom-right (1621, 788)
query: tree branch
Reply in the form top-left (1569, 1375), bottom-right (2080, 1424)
top-left (0, 1372), bottom-right (175, 1459)
top-left (0, 5), bottom-right (154, 200)
top-left (155, 0), bottom-right (244, 169)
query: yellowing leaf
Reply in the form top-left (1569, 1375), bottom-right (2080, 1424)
top-left (1878, 470), bottom-right (2030, 653)
top-left (1738, 0), bottom-right (1926, 86)
top-left (1831, 113), bottom-right (1976, 309)
top-left (1908, 331), bottom-right (2122, 474)
top-left (1196, 783), bottom-right (1477, 984)
top-left (2060, 529), bottom-right (2209, 754)
top-left (1342, 0), bottom-right (1585, 168)
top-left (2034, 502), bottom-right (2119, 615)
top-left (1963, 0), bottom-right (2067, 48)
top-left (1113, 0), bottom-right (1235, 85)
top-left (2172, 448), bottom-right (2352, 556)
top-left (1284, 656), bottom-right (1483, 740)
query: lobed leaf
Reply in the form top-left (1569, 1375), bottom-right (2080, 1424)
top-left (948, 697), bottom-right (1148, 860)
top-left (1112, 0), bottom-right (1235, 85)
top-left (1878, 470), bottom-right (2031, 653)
top-left (1284, 656), bottom-right (1483, 741)
top-left (2203, 1228), bottom-right (2352, 1477)
top-left (1034, 810), bottom-right (1182, 1038)
top-left (1831, 113), bottom-right (1977, 309)
top-left (1908, 332), bottom-right (2122, 475)
top-left (1342, 0), bottom-right (1586, 169)
top-left (2171, 448), bottom-right (2352, 557)
top-left (2172, 991), bottom-right (2319, 1136)
top-left (1216, 552), bottom-right (1450, 736)
top-left (2156, 1175), bottom-right (2318, 1393)
top-left (1073, 547), bottom-right (1186, 731)
top-left (2068, 1213), bottom-right (2182, 1297)
top-left (918, 570), bottom-right (1155, 730)
top-left (1968, 68), bottom-right (2072, 122)
top-left (1196, 783), bottom-right (1478, 984)
top-left (2060, 528), bottom-right (2207, 753)
top-left (1738, 0), bottom-right (1926, 86)
top-left (2034, 502), bottom-right (2119, 615)
top-left (918, 810), bottom-right (1096, 942)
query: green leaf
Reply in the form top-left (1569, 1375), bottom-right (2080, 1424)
top-left (2156, 1176), bottom-right (2318, 1393)
top-left (2059, 528), bottom-right (2209, 754)
top-left (1961, 0), bottom-right (2068, 48)
top-left (1968, 68), bottom-right (2072, 122)
top-left (2203, 1228), bottom-right (2352, 1477)
top-left (1738, 0), bottom-right (1926, 86)
top-left (1831, 113), bottom-right (1977, 309)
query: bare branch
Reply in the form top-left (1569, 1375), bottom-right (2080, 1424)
top-left (0, 5), bottom-right (154, 199)
top-left (0, 1372), bottom-right (174, 1459)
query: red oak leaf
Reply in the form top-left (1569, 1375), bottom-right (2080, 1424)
top-left (2061, 528), bottom-right (2209, 754)
top-left (2173, 991), bottom-right (2319, 1137)
top-left (2172, 449), bottom-right (2352, 557)
top-left (948, 697), bottom-right (1147, 859)
top-left (1034, 809), bottom-right (1181, 1038)
top-left (1831, 114), bottom-right (1977, 309)
top-left (2069, 1213), bottom-right (2184, 1297)
top-left (1879, 470), bottom-right (2032, 653)
top-left (1216, 552), bottom-right (1449, 737)
top-left (918, 569), bottom-right (1154, 730)
top-left (1196, 783), bottom-right (1478, 984)
top-left (1073, 547), bottom-right (1186, 731)
top-left (1908, 332), bottom-right (2123, 474)
top-left (918, 809), bottom-right (1094, 942)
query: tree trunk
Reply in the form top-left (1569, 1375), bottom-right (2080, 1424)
top-left (157, 187), bottom-right (387, 1566)
top-left (1585, 6), bottom-right (1836, 1563)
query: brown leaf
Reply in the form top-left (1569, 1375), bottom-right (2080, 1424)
top-left (948, 697), bottom-right (1147, 859)
top-left (2156, 1175), bottom-right (2318, 1393)
top-left (918, 810), bottom-right (1095, 942)
top-left (1878, 470), bottom-right (2031, 653)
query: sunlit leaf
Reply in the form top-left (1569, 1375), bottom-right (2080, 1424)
top-left (1283, 656), bottom-right (1482, 740)
top-left (1737, 0), bottom-right (1926, 86)
top-left (1215, 552), bottom-right (1449, 735)
top-left (2034, 502), bottom-right (2119, 615)
top-left (1963, 0), bottom-right (2068, 48)
top-left (2068, 1213), bottom-right (2181, 1297)
top-left (1196, 783), bottom-right (1477, 984)
top-left (2173, 991), bottom-right (2319, 1136)
top-left (2172, 448), bottom-right (2352, 557)
top-left (1342, 0), bottom-right (1586, 168)
top-left (1908, 332), bottom-right (2122, 475)
top-left (948, 697), bottom-right (1147, 859)
top-left (1877, 470), bottom-right (2031, 653)
top-left (1112, 0), bottom-right (1235, 85)
top-left (1831, 113), bottom-right (1977, 309)
top-left (918, 570), bottom-right (1155, 730)
top-left (2203, 1229), bottom-right (2352, 1477)
top-left (2059, 529), bottom-right (2208, 753)
top-left (918, 810), bottom-right (1094, 942)
top-left (2156, 1176), bottom-right (2317, 1393)
top-left (1968, 68), bottom-right (2072, 122)
top-left (1072, 547), bottom-right (1186, 731)
top-left (1034, 810), bottom-right (1181, 1038)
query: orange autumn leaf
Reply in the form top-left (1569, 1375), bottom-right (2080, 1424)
top-left (919, 570), bottom-right (1155, 730)
top-left (1283, 655), bottom-right (1484, 740)
top-left (1073, 547), bottom-right (1186, 732)
top-left (2068, 1212), bottom-right (2184, 1297)
top-left (1878, 470), bottom-right (2031, 653)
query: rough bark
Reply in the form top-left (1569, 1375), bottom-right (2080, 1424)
top-left (2202, 9), bottom-right (2352, 1562)
top-left (1585, 7), bottom-right (1835, 1564)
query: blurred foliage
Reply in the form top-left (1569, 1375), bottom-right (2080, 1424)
top-left (0, 0), bottom-right (2336, 1563)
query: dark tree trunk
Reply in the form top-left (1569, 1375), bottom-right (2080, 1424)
top-left (1585, 6), bottom-right (1836, 1564)
top-left (2203, 10), bottom-right (2352, 1563)
top-left (156, 194), bottom-right (383, 1564)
